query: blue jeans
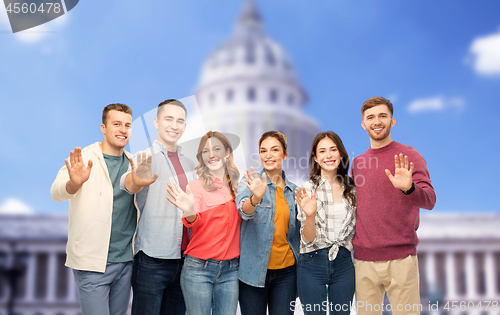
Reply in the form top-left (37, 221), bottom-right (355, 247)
top-left (73, 261), bottom-right (132, 315)
top-left (239, 264), bottom-right (297, 315)
top-left (180, 255), bottom-right (239, 315)
top-left (297, 247), bottom-right (355, 315)
top-left (131, 251), bottom-right (186, 315)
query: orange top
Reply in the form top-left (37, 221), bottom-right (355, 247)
top-left (267, 186), bottom-right (295, 269)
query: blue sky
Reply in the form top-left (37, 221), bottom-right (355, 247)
top-left (0, 0), bottom-right (499, 214)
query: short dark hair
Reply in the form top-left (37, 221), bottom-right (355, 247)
top-left (361, 96), bottom-right (394, 117)
top-left (157, 99), bottom-right (187, 118)
top-left (102, 103), bottom-right (132, 124)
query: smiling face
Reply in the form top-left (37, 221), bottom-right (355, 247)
top-left (361, 104), bottom-right (396, 148)
top-left (314, 136), bottom-right (342, 174)
top-left (101, 110), bottom-right (132, 153)
top-left (260, 136), bottom-right (288, 172)
top-left (201, 137), bottom-right (229, 174)
top-left (154, 104), bottom-right (186, 151)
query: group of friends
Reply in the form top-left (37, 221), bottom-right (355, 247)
top-left (50, 97), bottom-right (436, 315)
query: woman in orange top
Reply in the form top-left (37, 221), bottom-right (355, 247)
top-left (236, 131), bottom-right (300, 315)
top-left (166, 131), bottom-right (241, 315)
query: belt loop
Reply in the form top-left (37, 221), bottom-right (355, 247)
top-left (204, 260), bottom-right (209, 269)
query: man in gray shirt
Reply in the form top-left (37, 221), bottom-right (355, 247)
top-left (120, 99), bottom-right (196, 315)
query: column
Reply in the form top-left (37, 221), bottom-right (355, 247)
top-left (426, 251), bottom-right (438, 294)
top-left (484, 251), bottom-right (497, 299)
top-left (445, 251), bottom-right (458, 300)
top-left (66, 266), bottom-right (77, 302)
top-left (465, 252), bottom-right (478, 300)
top-left (24, 251), bottom-right (37, 302)
top-left (46, 251), bottom-right (57, 302)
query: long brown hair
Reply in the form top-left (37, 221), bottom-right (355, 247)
top-left (195, 131), bottom-right (240, 198)
top-left (308, 131), bottom-right (356, 207)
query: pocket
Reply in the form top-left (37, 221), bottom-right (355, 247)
top-left (253, 201), bottom-right (271, 224)
top-left (184, 257), bottom-right (204, 270)
top-left (75, 220), bottom-right (108, 259)
top-left (299, 251), bottom-right (319, 264)
top-left (205, 196), bottom-right (225, 210)
top-left (339, 246), bottom-right (352, 258)
top-left (137, 251), bottom-right (165, 267)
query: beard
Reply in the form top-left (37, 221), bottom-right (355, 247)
top-left (367, 124), bottom-right (391, 141)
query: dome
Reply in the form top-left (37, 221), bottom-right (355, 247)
top-left (197, 0), bottom-right (304, 96)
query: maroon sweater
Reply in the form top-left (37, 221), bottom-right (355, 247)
top-left (351, 141), bottom-right (436, 261)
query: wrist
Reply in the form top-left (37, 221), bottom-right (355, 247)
top-left (249, 194), bottom-right (262, 207)
top-left (305, 211), bottom-right (316, 219)
top-left (184, 212), bottom-right (197, 223)
top-left (66, 180), bottom-right (81, 194)
top-left (402, 182), bottom-right (415, 195)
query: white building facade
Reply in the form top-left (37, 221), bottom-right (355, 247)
top-left (1, 214), bottom-right (499, 315)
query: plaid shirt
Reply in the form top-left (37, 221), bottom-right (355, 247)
top-left (297, 178), bottom-right (356, 260)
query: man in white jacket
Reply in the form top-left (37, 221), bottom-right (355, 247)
top-left (51, 103), bottom-right (151, 315)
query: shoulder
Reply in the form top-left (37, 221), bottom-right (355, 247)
top-left (352, 150), bottom-right (370, 165)
top-left (302, 179), bottom-right (315, 190)
top-left (393, 141), bottom-right (427, 164)
top-left (81, 143), bottom-right (101, 161)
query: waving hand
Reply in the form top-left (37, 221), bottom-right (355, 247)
top-left (385, 153), bottom-right (414, 192)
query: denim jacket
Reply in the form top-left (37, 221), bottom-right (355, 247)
top-left (236, 169), bottom-right (300, 288)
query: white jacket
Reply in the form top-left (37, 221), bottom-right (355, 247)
top-left (51, 142), bottom-right (134, 273)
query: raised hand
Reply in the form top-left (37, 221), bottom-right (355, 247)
top-left (65, 147), bottom-right (93, 193)
top-left (242, 167), bottom-right (267, 200)
top-left (166, 182), bottom-right (195, 216)
top-left (295, 187), bottom-right (317, 217)
top-left (130, 152), bottom-right (158, 188)
top-left (385, 153), bottom-right (414, 191)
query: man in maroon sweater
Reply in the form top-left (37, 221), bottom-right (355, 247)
top-left (351, 97), bottom-right (436, 315)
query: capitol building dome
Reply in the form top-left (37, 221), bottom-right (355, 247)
top-left (195, 0), bottom-right (320, 183)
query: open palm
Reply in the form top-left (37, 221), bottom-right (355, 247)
top-left (65, 147), bottom-right (93, 187)
top-left (242, 167), bottom-right (267, 199)
top-left (166, 182), bottom-right (195, 215)
top-left (295, 187), bottom-right (317, 217)
top-left (130, 152), bottom-right (158, 188)
top-left (385, 153), bottom-right (413, 191)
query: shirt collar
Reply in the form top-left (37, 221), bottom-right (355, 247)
top-left (259, 169), bottom-right (293, 190)
top-left (153, 139), bottom-right (182, 155)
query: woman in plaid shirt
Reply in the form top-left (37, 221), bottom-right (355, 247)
top-left (295, 131), bottom-right (356, 314)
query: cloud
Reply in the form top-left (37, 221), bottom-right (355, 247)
top-left (386, 93), bottom-right (399, 104)
top-left (407, 96), bottom-right (465, 114)
top-left (0, 198), bottom-right (34, 215)
top-left (468, 28), bottom-right (500, 76)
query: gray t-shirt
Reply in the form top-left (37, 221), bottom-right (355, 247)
top-left (103, 153), bottom-right (137, 263)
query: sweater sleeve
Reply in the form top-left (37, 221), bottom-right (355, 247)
top-left (50, 163), bottom-right (75, 202)
top-left (405, 150), bottom-right (436, 210)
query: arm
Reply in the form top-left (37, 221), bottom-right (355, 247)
top-left (296, 186), bottom-right (317, 243)
top-left (385, 153), bottom-right (436, 210)
top-left (51, 147), bottom-right (93, 202)
top-left (124, 152), bottom-right (158, 194)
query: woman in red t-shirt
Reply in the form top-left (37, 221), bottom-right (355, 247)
top-left (166, 131), bottom-right (241, 315)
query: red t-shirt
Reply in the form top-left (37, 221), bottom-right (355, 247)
top-left (182, 178), bottom-right (241, 260)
